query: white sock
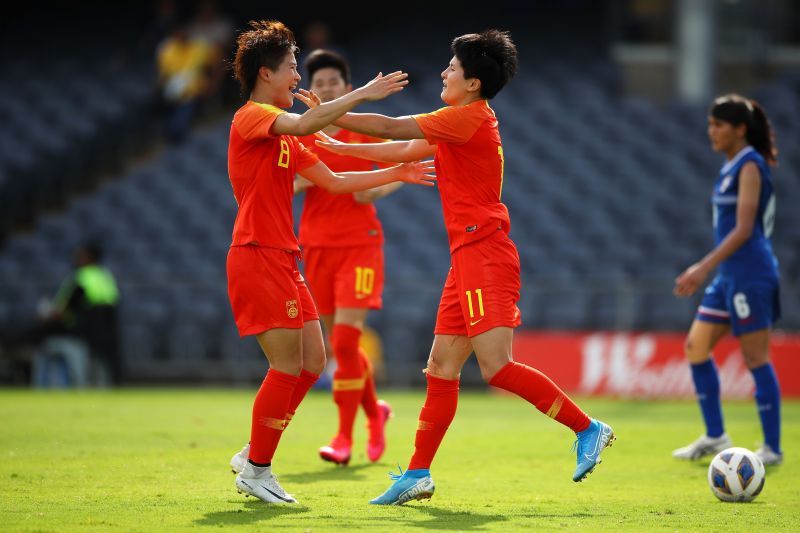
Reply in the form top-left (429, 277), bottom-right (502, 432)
top-left (241, 462), bottom-right (270, 478)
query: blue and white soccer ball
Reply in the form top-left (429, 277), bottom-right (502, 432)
top-left (708, 447), bottom-right (766, 502)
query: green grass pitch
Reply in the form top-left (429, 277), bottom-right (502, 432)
top-left (1, 388), bottom-right (798, 531)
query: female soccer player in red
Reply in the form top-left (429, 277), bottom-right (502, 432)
top-left (225, 20), bottom-right (435, 504)
top-left (310, 30), bottom-right (615, 504)
top-left (672, 94), bottom-right (782, 465)
top-left (294, 49), bottom-right (399, 466)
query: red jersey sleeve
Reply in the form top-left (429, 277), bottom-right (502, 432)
top-left (234, 102), bottom-right (285, 141)
top-left (296, 140), bottom-right (320, 171)
top-left (412, 104), bottom-right (485, 145)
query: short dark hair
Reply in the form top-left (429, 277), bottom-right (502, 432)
top-left (304, 49), bottom-right (350, 84)
top-left (451, 29), bottom-right (517, 99)
top-left (233, 20), bottom-right (298, 96)
top-left (711, 94), bottom-right (778, 165)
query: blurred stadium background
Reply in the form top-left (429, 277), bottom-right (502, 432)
top-left (0, 0), bottom-right (798, 389)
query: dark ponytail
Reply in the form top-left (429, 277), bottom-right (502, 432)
top-left (747, 100), bottom-right (778, 166)
top-left (710, 94), bottom-right (778, 165)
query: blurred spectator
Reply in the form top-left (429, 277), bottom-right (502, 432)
top-left (140, 0), bottom-right (181, 61)
top-left (188, 0), bottom-right (233, 51)
top-left (30, 243), bottom-right (120, 388)
top-left (303, 20), bottom-right (333, 50)
top-left (156, 23), bottom-right (215, 143)
top-left (187, 0), bottom-right (234, 107)
top-left (298, 20), bottom-right (342, 69)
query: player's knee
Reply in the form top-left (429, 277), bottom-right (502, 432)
top-left (683, 335), bottom-right (695, 356)
top-left (477, 358), bottom-right (507, 383)
top-left (426, 355), bottom-right (458, 380)
top-left (273, 358), bottom-right (303, 376)
top-left (303, 353), bottom-right (327, 375)
top-left (684, 336), bottom-right (709, 364)
top-left (741, 350), bottom-right (769, 370)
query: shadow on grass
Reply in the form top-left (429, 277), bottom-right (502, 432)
top-left (280, 463), bottom-right (373, 484)
top-left (194, 501), bottom-right (310, 526)
top-left (395, 505), bottom-right (508, 530)
top-left (515, 511), bottom-right (604, 519)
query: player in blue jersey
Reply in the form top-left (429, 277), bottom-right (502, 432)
top-left (672, 94), bottom-right (782, 465)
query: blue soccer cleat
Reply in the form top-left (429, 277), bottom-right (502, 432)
top-left (572, 418), bottom-right (615, 482)
top-left (369, 466), bottom-right (435, 505)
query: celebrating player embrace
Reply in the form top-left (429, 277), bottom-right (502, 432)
top-left (309, 29), bottom-right (615, 504)
top-left (224, 20), bottom-right (434, 504)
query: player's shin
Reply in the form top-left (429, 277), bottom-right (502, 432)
top-left (284, 369), bottom-right (319, 428)
top-left (751, 362), bottom-right (782, 454)
top-left (489, 361), bottom-right (590, 433)
top-left (690, 359), bottom-right (725, 438)
top-left (249, 369), bottom-right (299, 464)
top-left (407, 373), bottom-right (459, 470)
top-left (360, 348), bottom-right (380, 419)
top-left (330, 325), bottom-right (365, 441)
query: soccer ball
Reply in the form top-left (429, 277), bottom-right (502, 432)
top-left (708, 447), bottom-right (766, 502)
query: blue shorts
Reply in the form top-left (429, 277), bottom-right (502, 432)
top-left (697, 275), bottom-right (781, 336)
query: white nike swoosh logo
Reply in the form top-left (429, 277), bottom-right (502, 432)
top-left (470, 318), bottom-right (484, 326)
top-left (258, 482), bottom-right (294, 502)
top-left (584, 426), bottom-right (612, 461)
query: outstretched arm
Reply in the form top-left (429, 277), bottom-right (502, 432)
top-left (674, 162), bottom-right (762, 297)
top-left (354, 182), bottom-right (404, 204)
top-left (271, 72), bottom-right (408, 137)
top-left (333, 113), bottom-right (426, 140)
top-left (315, 133), bottom-right (435, 163)
top-left (297, 160), bottom-right (435, 195)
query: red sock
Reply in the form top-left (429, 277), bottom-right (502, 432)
top-left (249, 369), bottom-right (298, 464)
top-left (489, 361), bottom-right (590, 432)
top-left (407, 373), bottom-right (459, 470)
top-left (285, 369), bottom-right (319, 428)
top-left (359, 348), bottom-right (379, 420)
top-left (331, 324), bottom-right (364, 441)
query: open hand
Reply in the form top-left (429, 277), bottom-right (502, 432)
top-left (396, 160), bottom-right (436, 187)
top-left (357, 71), bottom-right (409, 102)
top-left (674, 263), bottom-right (709, 297)
top-left (314, 131), bottom-right (350, 154)
top-left (294, 88), bottom-right (321, 109)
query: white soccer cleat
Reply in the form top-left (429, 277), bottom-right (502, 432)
top-left (230, 443), bottom-right (250, 474)
top-left (235, 463), bottom-right (298, 504)
top-left (755, 444), bottom-right (783, 466)
top-left (672, 433), bottom-right (732, 460)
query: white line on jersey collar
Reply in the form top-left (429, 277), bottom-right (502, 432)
top-left (720, 146), bottom-right (755, 175)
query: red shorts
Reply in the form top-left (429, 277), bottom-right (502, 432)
top-left (302, 245), bottom-right (384, 315)
top-left (227, 245), bottom-right (319, 336)
top-left (434, 230), bottom-right (522, 338)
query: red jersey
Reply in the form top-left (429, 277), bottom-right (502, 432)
top-left (413, 100), bottom-right (509, 252)
top-left (297, 130), bottom-right (386, 248)
top-left (228, 101), bottom-right (319, 251)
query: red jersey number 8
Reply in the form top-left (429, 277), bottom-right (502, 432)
top-left (278, 139), bottom-right (290, 168)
